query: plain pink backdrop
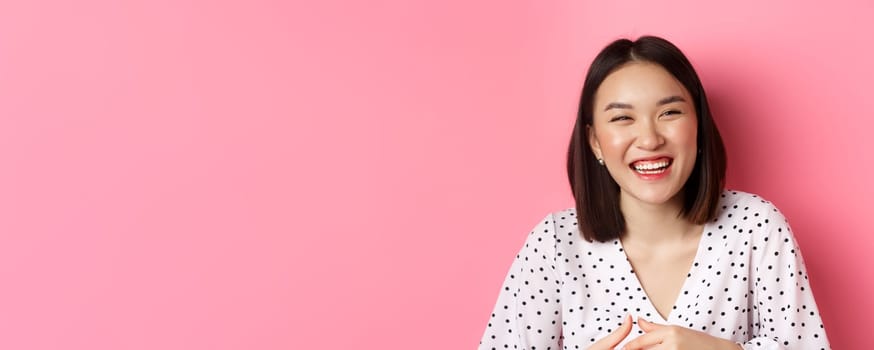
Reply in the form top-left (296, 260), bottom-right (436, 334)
top-left (0, 0), bottom-right (871, 349)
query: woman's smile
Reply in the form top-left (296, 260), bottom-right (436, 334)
top-left (629, 157), bottom-right (673, 179)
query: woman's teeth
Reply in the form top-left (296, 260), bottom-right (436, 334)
top-left (632, 160), bottom-right (670, 174)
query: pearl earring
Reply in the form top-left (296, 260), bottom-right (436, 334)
top-left (597, 158), bottom-right (605, 166)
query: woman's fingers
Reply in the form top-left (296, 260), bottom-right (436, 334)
top-left (624, 318), bottom-right (740, 350)
top-left (621, 331), bottom-right (663, 350)
top-left (589, 314), bottom-right (633, 350)
top-left (622, 319), bottom-right (669, 350)
top-left (637, 318), bottom-right (663, 332)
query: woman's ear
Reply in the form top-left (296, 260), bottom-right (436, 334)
top-left (587, 125), bottom-right (602, 160)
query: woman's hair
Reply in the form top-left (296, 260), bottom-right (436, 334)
top-left (567, 35), bottom-right (727, 242)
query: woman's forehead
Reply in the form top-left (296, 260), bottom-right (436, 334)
top-left (595, 62), bottom-right (692, 108)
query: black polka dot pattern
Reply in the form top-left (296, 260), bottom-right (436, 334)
top-left (479, 191), bottom-right (830, 349)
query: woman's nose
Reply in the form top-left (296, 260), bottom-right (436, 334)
top-left (635, 122), bottom-right (665, 150)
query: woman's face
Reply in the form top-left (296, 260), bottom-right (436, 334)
top-left (588, 62), bottom-right (698, 207)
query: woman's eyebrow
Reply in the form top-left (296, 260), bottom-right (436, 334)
top-left (604, 102), bottom-right (633, 111)
top-left (657, 95), bottom-right (686, 106)
top-left (603, 96), bottom-right (686, 111)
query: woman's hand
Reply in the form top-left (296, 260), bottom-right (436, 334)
top-left (587, 314), bottom-right (633, 350)
top-left (621, 318), bottom-right (742, 350)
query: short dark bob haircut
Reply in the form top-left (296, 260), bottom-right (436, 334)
top-left (567, 36), bottom-right (727, 242)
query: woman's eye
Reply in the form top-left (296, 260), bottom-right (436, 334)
top-left (609, 115), bottom-right (631, 122)
top-left (661, 110), bottom-right (682, 117)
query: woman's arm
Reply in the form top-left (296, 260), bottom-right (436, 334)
top-left (478, 213), bottom-right (563, 350)
top-left (741, 204), bottom-right (830, 349)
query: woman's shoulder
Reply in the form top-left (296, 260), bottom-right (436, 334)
top-left (713, 189), bottom-right (793, 240)
top-left (532, 207), bottom-right (608, 251)
top-left (524, 207), bottom-right (581, 241)
top-left (541, 207), bottom-right (584, 237)
top-left (546, 191), bottom-right (783, 224)
top-left (716, 189), bottom-right (783, 216)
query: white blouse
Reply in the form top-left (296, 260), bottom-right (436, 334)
top-left (479, 191), bottom-right (830, 349)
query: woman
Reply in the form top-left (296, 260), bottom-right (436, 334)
top-left (478, 36), bottom-right (830, 349)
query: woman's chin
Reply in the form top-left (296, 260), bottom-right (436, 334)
top-left (620, 189), bottom-right (684, 207)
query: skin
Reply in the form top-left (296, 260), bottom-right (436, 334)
top-left (585, 62), bottom-right (741, 350)
top-left (588, 61), bottom-right (698, 210)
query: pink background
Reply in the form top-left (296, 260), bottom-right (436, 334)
top-left (0, 0), bottom-right (870, 349)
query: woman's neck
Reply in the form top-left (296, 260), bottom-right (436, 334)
top-left (619, 192), bottom-right (700, 246)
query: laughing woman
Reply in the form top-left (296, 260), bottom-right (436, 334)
top-left (478, 36), bottom-right (830, 350)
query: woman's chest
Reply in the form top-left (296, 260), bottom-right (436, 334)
top-left (556, 236), bottom-right (758, 345)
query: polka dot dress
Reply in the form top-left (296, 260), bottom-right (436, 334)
top-left (479, 191), bottom-right (830, 349)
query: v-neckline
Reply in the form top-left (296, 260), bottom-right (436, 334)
top-left (615, 221), bottom-right (712, 324)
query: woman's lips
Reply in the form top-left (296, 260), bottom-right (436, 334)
top-left (629, 157), bottom-right (672, 178)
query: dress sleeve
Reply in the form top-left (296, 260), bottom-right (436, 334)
top-left (741, 205), bottom-right (831, 349)
top-left (478, 213), bottom-right (563, 350)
